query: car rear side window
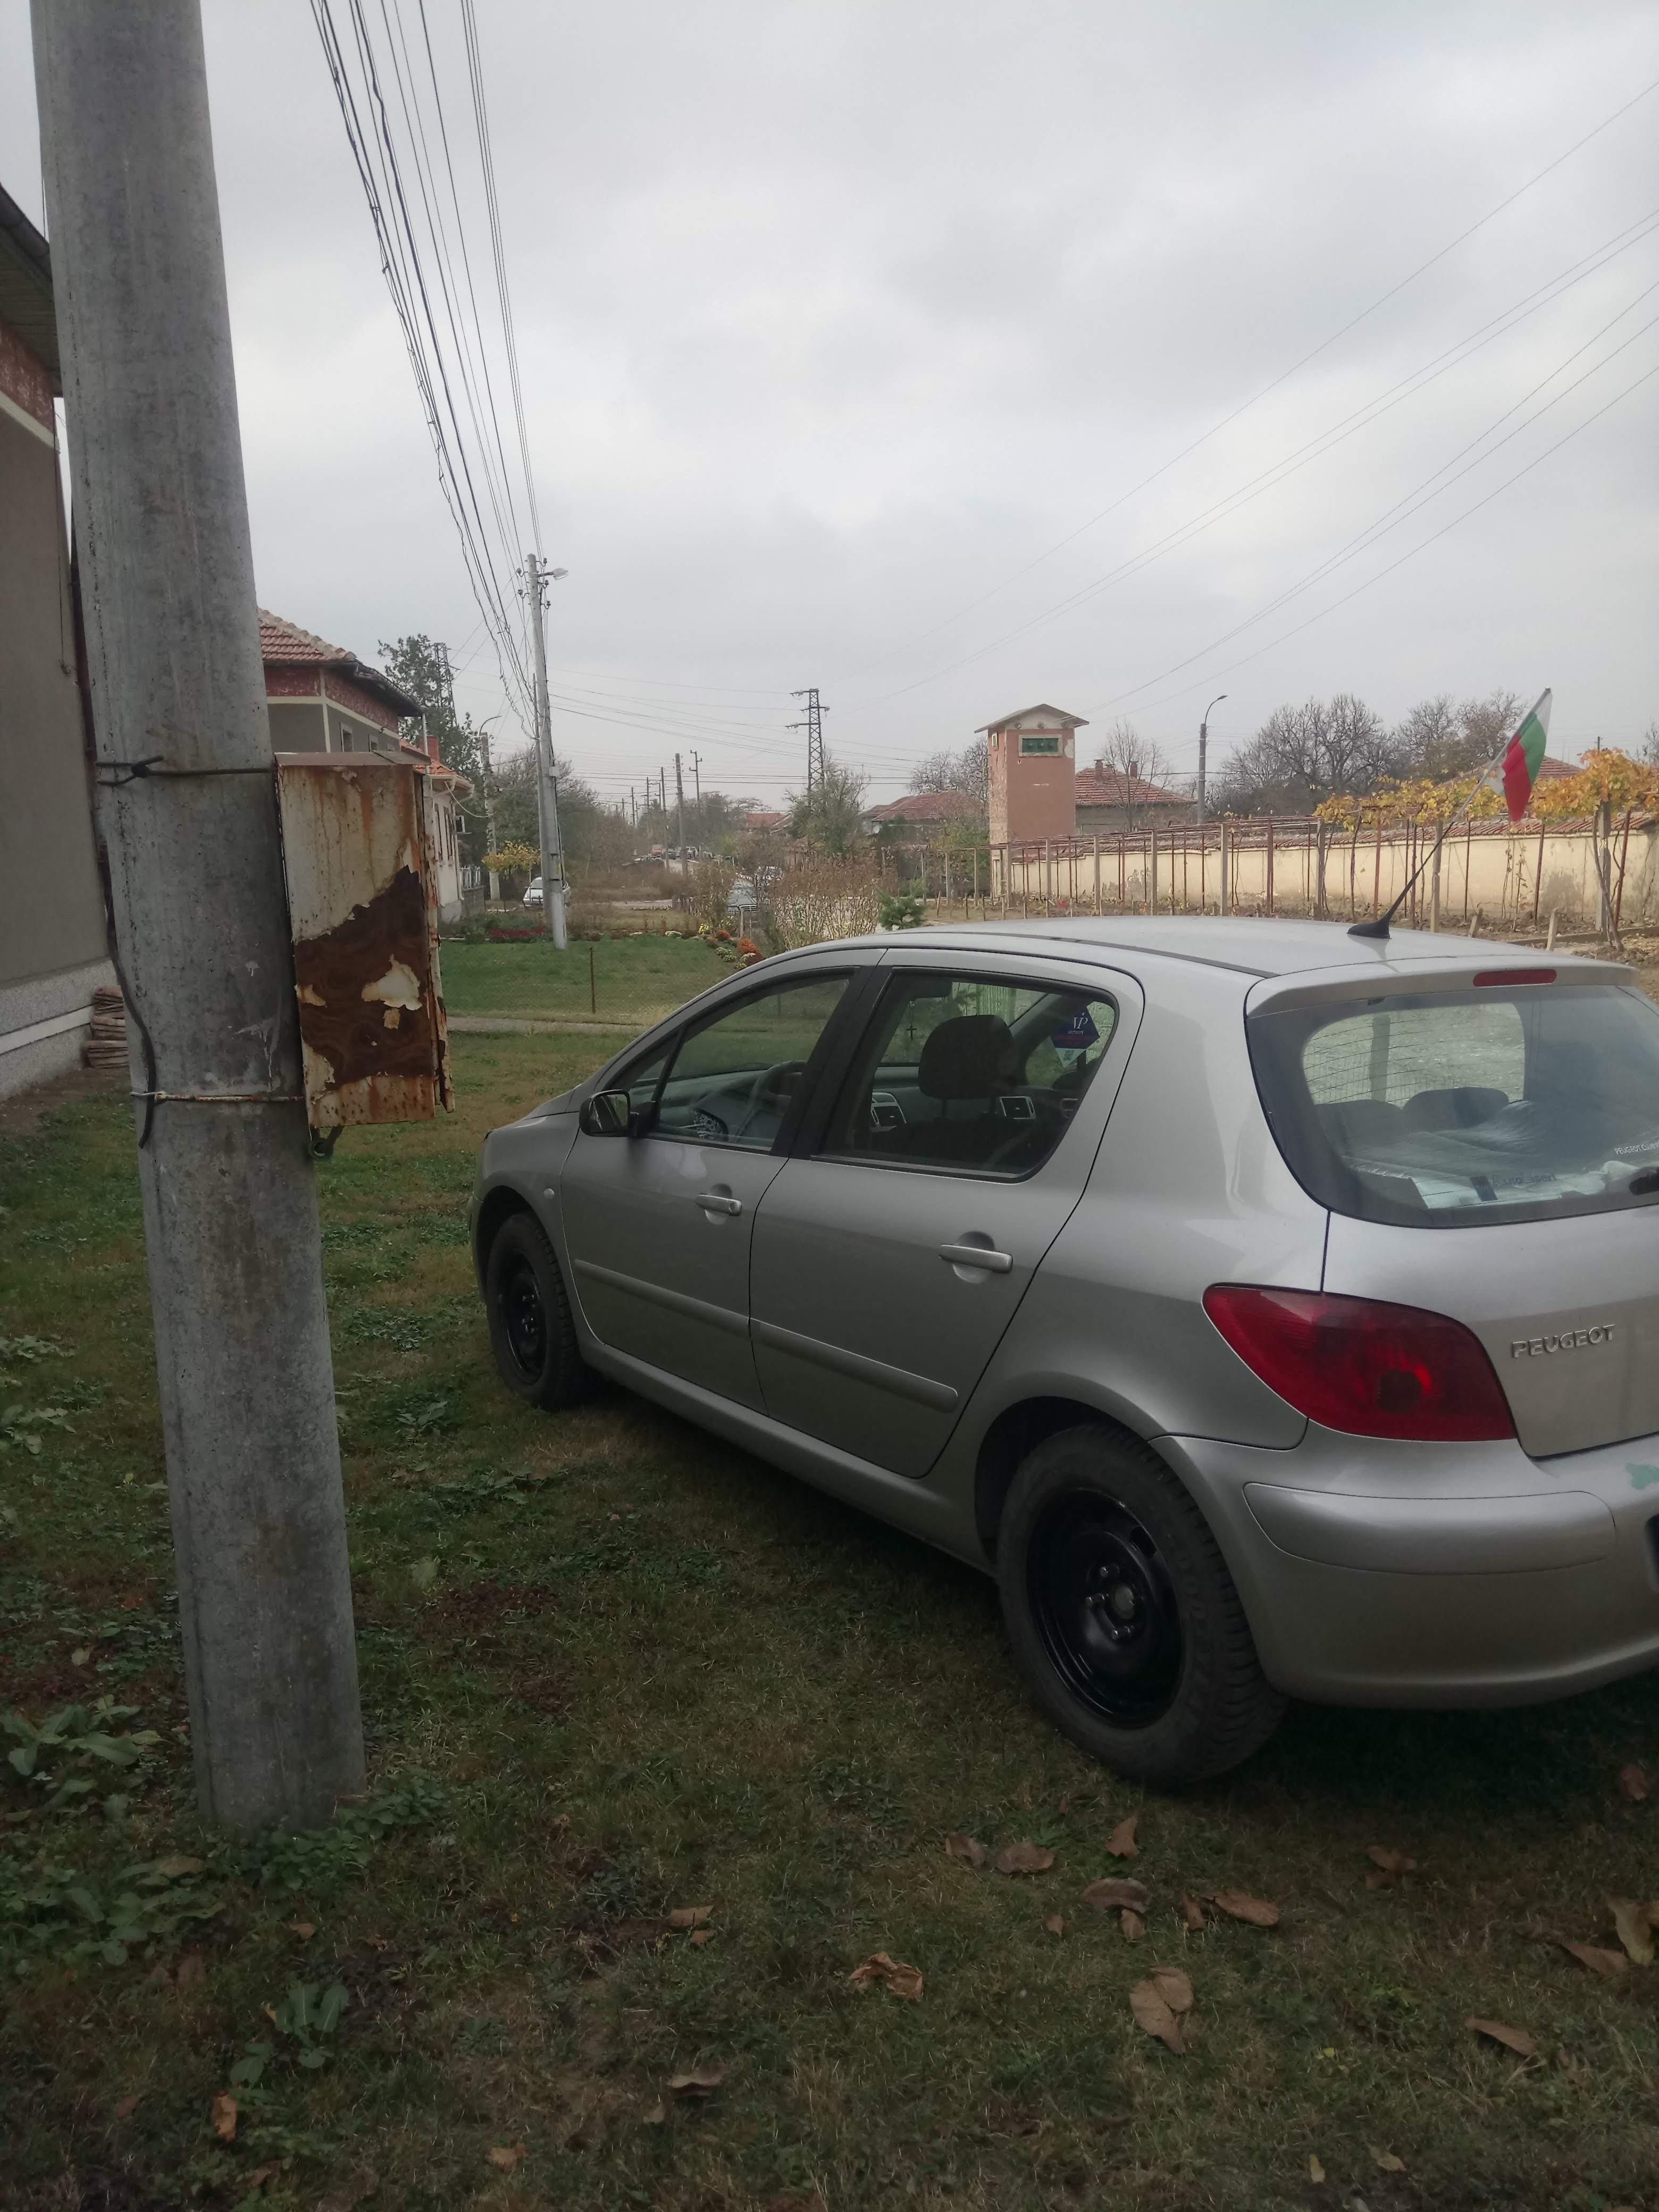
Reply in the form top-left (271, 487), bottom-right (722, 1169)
top-left (1250, 984), bottom-right (1659, 1227)
top-left (821, 972), bottom-right (1118, 1178)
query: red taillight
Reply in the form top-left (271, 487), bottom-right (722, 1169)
top-left (1202, 1285), bottom-right (1515, 1443)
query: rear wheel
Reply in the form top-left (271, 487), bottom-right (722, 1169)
top-left (997, 1425), bottom-right (1284, 1784)
top-left (484, 1211), bottom-right (589, 1411)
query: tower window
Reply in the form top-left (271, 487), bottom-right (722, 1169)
top-left (1019, 734), bottom-right (1060, 756)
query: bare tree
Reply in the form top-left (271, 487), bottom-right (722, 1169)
top-left (909, 738), bottom-right (988, 804)
top-left (1215, 695), bottom-right (1391, 814)
top-left (1087, 720), bottom-right (1181, 830)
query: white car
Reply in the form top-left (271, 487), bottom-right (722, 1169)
top-left (522, 877), bottom-right (543, 908)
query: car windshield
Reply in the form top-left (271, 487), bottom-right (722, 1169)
top-left (1248, 982), bottom-right (1659, 1227)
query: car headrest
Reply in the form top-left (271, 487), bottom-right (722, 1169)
top-left (1400, 1085), bottom-right (1509, 1132)
top-left (918, 1013), bottom-right (1018, 1101)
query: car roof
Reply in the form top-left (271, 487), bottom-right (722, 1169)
top-left (786, 916), bottom-right (1627, 987)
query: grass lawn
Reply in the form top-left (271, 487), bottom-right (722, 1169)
top-left (4, 1034), bottom-right (1659, 2211)
top-left (440, 935), bottom-right (726, 1027)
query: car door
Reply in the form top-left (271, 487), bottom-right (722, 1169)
top-left (558, 966), bottom-right (862, 1409)
top-left (749, 952), bottom-right (1139, 1474)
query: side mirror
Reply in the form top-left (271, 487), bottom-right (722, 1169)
top-left (579, 1088), bottom-right (633, 1138)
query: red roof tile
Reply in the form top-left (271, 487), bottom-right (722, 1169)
top-left (1075, 764), bottom-right (1188, 808)
top-left (257, 606), bottom-right (422, 718)
top-left (864, 791), bottom-right (982, 824)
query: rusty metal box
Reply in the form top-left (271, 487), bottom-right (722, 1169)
top-left (274, 756), bottom-right (453, 1128)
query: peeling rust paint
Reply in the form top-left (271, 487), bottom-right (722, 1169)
top-left (275, 756), bottom-right (453, 1128)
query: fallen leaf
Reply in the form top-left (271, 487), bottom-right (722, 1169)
top-left (995, 1840), bottom-right (1055, 1876)
top-left (642, 2102), bottom-right (667, 2126)
top-left (174, 1953), bottom-right (206, 1987)
top-left (668, 1905), bottom-right (712, 1929)
top-left (151, 1854), bottom-right (204, 1878)
top-left (944, 1832), bottom-right (987, 1868)
top-left (1205, 1889), bottom-right (1281, 1928)
top-left (485, 2143), bottom-right (526, 2171)
top-left (1365, 1846), bottom-right (1417, 1876)
top-left (1308, 2154), bottom-right (1326, 2183)
top-left (1105, 1815), bottom-right (1139, 1859)
top-left (71, 1647), bottom-right (90, 1666)
top-left (1372, 2148), bottom-right (1406, 2173)
top-left (1178, 1893), bottom-right (1207, 1931)
top-left (666, 2062), bottom-right (727, 2096)
top-left (1129, 1967), bottom-right (1193, 2055)
top-left (1619, 1762), bottom-right (1650, 1803)
top-left (1466, 2016), bottom-right (1537, 2058)
top-left (1610, 1898), bottom-right (1655, 1966)
top-left (114, 2094), bottom-right (140, 2119)
top-left (690, 1927), bottom-right (712, 1947)
top-left (848, 1951), bottom-right (923, 2000)
top-left (211, 2092), bottom-right (237, 2143)
top-left (408, 1557), bottom-right (438, 1591)
top-left (1045, 1914), bottom-right (1065, 1937)
top-left (1120, 1908), bottom-right (1146, 1941)
top-left (243, 2166), bottom-right (280, 2192)
top-left (1557, 1938), bottom-right (1629, 1980)
top-left (1083, 1876), bottom-right (1151, 1911)
top-left (287, 1920), bottom-right (316, 1941)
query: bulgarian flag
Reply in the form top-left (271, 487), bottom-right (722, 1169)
top-left (1497, 689), bottom-right (1551, 821)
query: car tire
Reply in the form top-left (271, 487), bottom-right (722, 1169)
top-left (997, 1424), bottom-right (1285, 1786)
top-left (484, 1210), bottom-right (590, 1411)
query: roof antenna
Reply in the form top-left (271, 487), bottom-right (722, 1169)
top-left (1348, 689), bottom-right (1551, 941)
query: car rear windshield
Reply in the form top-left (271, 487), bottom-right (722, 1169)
top-left (1248, 983), bottom-right (1659, 1228)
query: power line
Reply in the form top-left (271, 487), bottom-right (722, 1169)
top-left (834, 71), bottom-right (1659, 685)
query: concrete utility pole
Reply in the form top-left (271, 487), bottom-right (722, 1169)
top-left (477, 711), bottom-right (502, 903)
top-left (33, 0), bottom-right (363, 1831)
top-left (523, 554), bottom-right (568, 948)
top-left (674, 752), bottom-right (686, 868)
top-left (1197, 694), bottom-right (1226, 827)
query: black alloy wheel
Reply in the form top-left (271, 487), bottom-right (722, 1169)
top-left (1026, 1492), bottom-right (1182, 1727)
top-left (997, 1423), bottom-right (1285, 1784)
top-left (484, 1210), bottom-right (589, 1411)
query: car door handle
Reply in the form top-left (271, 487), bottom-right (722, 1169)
top-left (939, 1242), bottom-right (1012, 1273)
top-left (696, 1191), bottom-right (743, 1216)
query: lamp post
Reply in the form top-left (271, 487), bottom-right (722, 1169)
top-left (1197, 694), bottom-right (1227, 827)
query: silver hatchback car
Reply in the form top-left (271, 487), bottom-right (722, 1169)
top-left (469, 918), bottom-right (1659, 1784)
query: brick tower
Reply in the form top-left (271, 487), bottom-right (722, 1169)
top-left (982, 703), bottom-right (1088, 849)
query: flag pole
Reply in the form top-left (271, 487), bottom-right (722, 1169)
top-left (1348, 691), bottom-right (1550, 942)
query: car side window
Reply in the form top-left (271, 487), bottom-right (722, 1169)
top-left (821, 972), bottom-right (1118, 1177)
top-left (649, 974), bottom-right (851, 1150)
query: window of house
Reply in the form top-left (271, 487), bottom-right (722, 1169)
top-left (1019, 734), bottom-right (1060, 755)
top-left (340, 727), bottom-right (355, 752)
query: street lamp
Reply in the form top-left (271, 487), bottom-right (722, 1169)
top-left (1197, 694), bottom-right (1227, 827)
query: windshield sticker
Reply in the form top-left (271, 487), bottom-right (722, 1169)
top-left (1050, 1010), bottom-right (1099, 1051)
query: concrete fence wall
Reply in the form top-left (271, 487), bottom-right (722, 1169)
top-left (891, 817), bottom-right (1659, 930)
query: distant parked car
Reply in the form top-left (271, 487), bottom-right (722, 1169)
top-left (469, 918), bottom-right (1659, 1783)
top-left (522, 877), bottom-right (543, 908)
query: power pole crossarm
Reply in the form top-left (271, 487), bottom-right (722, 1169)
top-left (33, 0), bottom-right (363, 1830)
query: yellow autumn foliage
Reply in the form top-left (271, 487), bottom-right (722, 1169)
top-left (1314, 749), bottom-right (1659, 830)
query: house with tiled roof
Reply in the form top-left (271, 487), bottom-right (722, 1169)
top-left (862, 789), bottom-right (984, 839)
top-left (1075, 758), bottom-right (1193, 831)
top-left (262, 608), bottom-right (472, 920)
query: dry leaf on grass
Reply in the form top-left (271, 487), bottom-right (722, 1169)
top-left (174, 1954), bottom-right (206, 1988)
top-left (1129, 1967), bottom-right (1194, 2054)
top-left (996, 1840), bottom-right (1055, 1876)
top-left (485, 2143), bottom-right (526, 2171)
top-left (1105, 1815), bottom-right (1139, 1858)
top-left (690, 1927), bottom-right (712, 1947)
top-left (1372, 2148), bottom-right (1406, 2173)
top-left (944, 1832), bottom-right (987, 1867)
top-left (1178, 1893), bottom-right (1206, 1932)
top-left (1084, 1876), bottom-right (1150, 1911)
top-left (1557, 1938), bottom-right (1629, 1980)
top-left (1619, 1761), bottom-right (1650, 1803)
top-left (113, 2094), bottom-right (140, 2120)
top-left (242, 2167), bottom-right (280, 2193)
top-left (668, 1905), bottom-right (712, 1930)
top-left (642, 2101), bottom-right (667, 2126)
top-left (287, 1920), bottom-right (316, 1942)
top-left (1045, 1914), bottom-right (1065, 1937)
top-left (1308, 2154), bottom-right (1326, 2183)
top-left (1205, 1889), bottom-right (1281, 1928)
top-left (151, 1854), bottom-right (204, 1878)
top-left (1365, 1846), bottom-right (1417, 1878)
top-left (667, 2062), bottom-right (727, 2097)
top-left (848, 1951), bottom-right (923, 2000)
top-left (1120, 1908), bottom-right (1146, 1941)
top-left (211, 2092), bottom-right (237, 2143)
top-left (1608, 1898), bottom-right (1655, 1966)
top-left (1466, 2017), bottom-right (1537, 2058)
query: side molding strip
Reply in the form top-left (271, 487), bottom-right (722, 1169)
top-left (572, 1258), bottom-right (749, 1339)
top-left (752, 1317), bottom-right (959, 1412)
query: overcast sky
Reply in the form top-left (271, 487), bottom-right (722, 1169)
top-left (4, 1), bottom-right (1656, 806)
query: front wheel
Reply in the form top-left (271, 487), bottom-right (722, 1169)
top-left (997, 1425), bottom-right (1284, 1785)
top-left (484, 1211), bottom-right (590, 1411)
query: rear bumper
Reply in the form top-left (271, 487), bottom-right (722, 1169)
top-left (1163, 1429), bottom-right (1659, 1707)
